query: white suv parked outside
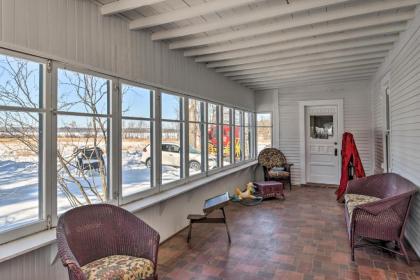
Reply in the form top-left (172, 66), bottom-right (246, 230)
top-left (140, 143), bottom-right (216, 171)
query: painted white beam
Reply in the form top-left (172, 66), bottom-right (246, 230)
top-left (101, 0), bottom-right (166, 15)
top-left (229, 58), bottom-right (383, 81)
top-left (216, 45), bottom-right (392, 73)
top-left (240, 66), bottom-right (379, 84)
top-left (249, 75), bottom-right (373, 90)
top-left (242, 70), bottom-right (377, 86)
top-left (224, 52), bottom-right (387, 77)
top-left (151, 0), bottom-right (349, 40)
top-left (129, 0), bottom-right (261, 30)
top-left (194, 24), bottom-right (406, 62)
top-left (170, 5), bottom-right (414, 49)
top-left (206, 36), bottom-right (397, 68)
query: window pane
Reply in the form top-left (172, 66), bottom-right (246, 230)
top-left (161, 93), bottom-right (181, 120)
top-left (257, 127), bottom-right (272, 153)
top-left (161, 121), bottom-right (181, 184)
top-left (310, 115), bottom-right (334, 139)
top-left (122, 120), bottom-right (151, 197)
top-left (235, 110), bottom-right (241, 126)
top-left (122, 84), bottom-right (151, 118)
top-left (207, 124), bottom-right (218, 170)
top-left (188, 99), bottom-right (202, 122)
top-left (223, 107), bottom-right (231, 124)
top-left (234, 126), bottom-right (242, 162)
top-left (222, 125), bottom-right (232, 166)
top-left (257, 113), bottom-right (271, 126)
top-left (57, 115), bottom-right (109, 214)
top-left (0, 55), bottom-right (42, 108)
top-left (208, 103), bottom-right (218, 124)
top-left (0, 111), bottom-right (41, 231)
top-left (58, 69), bottom-right (109, 114)
top-left (188, 123), bottom-right (203, 175)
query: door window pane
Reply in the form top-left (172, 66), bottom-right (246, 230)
top-left (310, 115), bottom-right (334, 139)
top-left (57, 115), bottom-right (109, 214)
top-left (122, 84), bottom-right (151, 118)
top-left (122, 120), bottom-right (151, 197)
top-left (161, 121), bottom-right (181, 184)
top-left (0, 112), bottom-right (41, 231)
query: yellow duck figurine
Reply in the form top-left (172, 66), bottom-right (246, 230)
top-left (235, 182), bottom-right (256, 200)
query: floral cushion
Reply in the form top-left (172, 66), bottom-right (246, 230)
top-left (81, 255), bottom-right (154, 280)
top-left (344, 194), bottom-right (381, 218)
top-left (268, 170), bottom-right (290, 178)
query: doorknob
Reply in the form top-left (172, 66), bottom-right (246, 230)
top-left (335, 148), bottom-right (338, 156)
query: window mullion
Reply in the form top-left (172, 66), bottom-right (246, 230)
top-left (50, 62), bottom-right (58, 227)
top-left (112, 80), bottom-right (121, 205)
top-left (155, 90), bottom-right (162, 188)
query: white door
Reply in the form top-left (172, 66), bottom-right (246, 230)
top-left (305, 105), bottom-right (340, 184)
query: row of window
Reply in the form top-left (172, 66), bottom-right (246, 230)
top-left (0, 50), bottom-right (272, 243)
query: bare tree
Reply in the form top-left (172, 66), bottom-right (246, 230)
top-left (0, 57), bottom-right (109, 208)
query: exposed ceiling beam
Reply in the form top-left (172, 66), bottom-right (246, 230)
top-left (188, 23), bottom-right (405, 58)
top-left (129, 0), bottom-right (261, 30)
top-left (101, 0), bottom-right (166, 15)
top-left (216, 45), bottom-right (392, 73)
top-left (225, 52), bottom-right (387, 77)
top-left (194, 24), bottom-right (405, 62)
top-left (170, 3), bottom-right (415, 49)
top-left (229, 58), bottom-right (383, 80)
top-left (206, 36), bottom-right (397, 68)
top-left (151, 0), bottom-right (350, 40)
top-left (249, 75), bottom-right (372, 90)
top-left (242, 70), bottom-right (377, 86)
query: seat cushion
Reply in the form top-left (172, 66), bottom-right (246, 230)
top-left (344, 194), bottom-right (381, 218)
top-left (81, 255), bottom-right (154, 280)
top-left (268, 169), bottom-right (289, 178)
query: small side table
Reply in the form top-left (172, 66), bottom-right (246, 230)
top-left (253, 181), bottom-right (285, 200)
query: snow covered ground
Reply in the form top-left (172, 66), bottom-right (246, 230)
top-left (0, 152), bottom-right (181, 231)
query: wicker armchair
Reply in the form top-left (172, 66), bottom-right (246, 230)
top-left (344, 173), bottom-right (417, 264)
top-left (258, 148), bottom-right (293, 190)
top-left (57, 204), bottom-right (160, 280)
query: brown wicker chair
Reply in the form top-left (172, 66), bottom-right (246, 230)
top-left (57, 204), bottom-right (160, 280)
top-left (258, 148), bottom-right (293, 190)
top-left (344, 173), bottom-right (417, 264)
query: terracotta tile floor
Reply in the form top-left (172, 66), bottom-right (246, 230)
top-left (157, 186), bottom-right (420, 280)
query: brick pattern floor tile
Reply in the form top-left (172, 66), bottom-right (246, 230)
top-left (157, 186), bottom-right (420, 280)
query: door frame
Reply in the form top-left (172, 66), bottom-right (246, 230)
top-left (298, 99), bottom-right (344, 184)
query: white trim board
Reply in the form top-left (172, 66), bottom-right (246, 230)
top-left (298, 99), bottom-right (344, 184)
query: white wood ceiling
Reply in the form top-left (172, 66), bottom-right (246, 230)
top-left (96, 0), bottom-right (419, 90)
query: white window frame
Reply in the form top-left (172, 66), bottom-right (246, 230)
top-left (0, 47), bottom-right (258, 245)
top-left (119, 80), bottom-right (158, 205)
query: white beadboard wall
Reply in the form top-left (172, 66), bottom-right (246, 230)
top-left (370, 6), bottom-right (420, 256)
top-left (256, 80), bottom-right (373, 185)
top-left (0, 0), bottom-right (254, 109)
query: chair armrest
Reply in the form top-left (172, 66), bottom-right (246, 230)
top-left (283, 163), bottom-right (293, 172)
top-left (356, 192), bottom-right (415, 216)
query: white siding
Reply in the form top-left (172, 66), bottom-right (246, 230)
top-left (0, 0), bottom-right (254, 109)
top-left (256, 80), bottom-right (373, 185)
top-left (370, 7), bottom-right (420, 256)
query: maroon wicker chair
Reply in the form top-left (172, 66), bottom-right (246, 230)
top-left (344, 173), bottom-right (417, 264)
top-left (57, 204), bottom-right (160, 280)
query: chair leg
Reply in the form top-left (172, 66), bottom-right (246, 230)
top-left (398, 240), bottom-right (410, 265)
top-left (187, 222), bottom-right (192, 243)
